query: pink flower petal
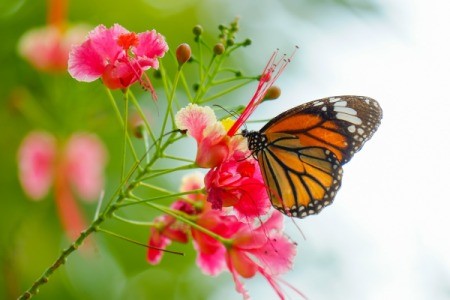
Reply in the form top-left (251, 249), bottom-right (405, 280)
top-left (259, 210), bottom-right (284, 232)
top-left (88, 24), bottom-right (128, 62)
top-left (175, 104), bottom-right (217, 143)
top-left (64, 133), bottom-right (107, 201)
top-left (253, 233), bottom-right (296, 275)
top-left (227, 256), bottom-right (251, 300)
top-left (18, 131), bottom-right (56, 200)
top-left (68, 39), bottom-right (105, 82)
top-left (194, 239), bottom-right (226, 276)
top-left (228, 249), bottom-right (258, 279)
top-left (135, 30), bottom-right (169, 69)
top-left (196, 123), bottom-right (229, 168)
top-left (147, 228), bottom-right (171, 265)
top-left (101, 59), bottom-right (141, 89)
top-left (180, 172), bottom-right (204, 192)
top-left (233, 178), bottom-right (271, 219)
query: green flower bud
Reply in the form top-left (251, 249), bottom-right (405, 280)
top-left (213, 43), bottom-right (225, 55)
top-left (193, 25), bottom-right (203, 36)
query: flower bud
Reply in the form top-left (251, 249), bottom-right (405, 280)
top-left (213, 43), bottom-right (225, 55)
top-left (176, 43), bottom-right (191, 66)
top-left (193, 25), bottom-right (203, 36)
top-left (129, 110), bottom-right (151, 138)
top-left (263, 86), bottom-right (281, 101)
top-left (153, 69), bottom-right (162, 79)
top-left (243, 38), bottom-right (252, 47)
top-left (193, 83), bottom-right (200, 91)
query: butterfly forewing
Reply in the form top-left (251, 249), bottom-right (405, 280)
top-left (261, 96), bottom-right (382, 164)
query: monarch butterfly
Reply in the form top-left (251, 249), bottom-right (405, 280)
top-left (242, 95), bottom-right (382, 218)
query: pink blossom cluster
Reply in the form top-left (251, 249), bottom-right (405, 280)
top-left (68, 24), bottom-right (168, 96)
top-left (147, 104), bottom-right (298, 298)
top-left (148, 174), bottom-right (296, 299)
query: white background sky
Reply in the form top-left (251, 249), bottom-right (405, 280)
top-left (198, 0), bottom-right (450, 299)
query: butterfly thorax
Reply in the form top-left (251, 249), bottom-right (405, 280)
top-left (242, 129), bottom-right (267, 154)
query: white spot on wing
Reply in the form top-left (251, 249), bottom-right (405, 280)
top-left (337, 113), bottom-right (362, 125)
top-left (334, 101), bottom-right (348, 107)
top-left (334, 106), bottom-right (357, 115)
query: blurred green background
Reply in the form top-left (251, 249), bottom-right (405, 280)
top-left (1, 0), bottom-right (424, 299)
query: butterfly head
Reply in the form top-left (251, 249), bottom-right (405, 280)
top-left (242, 129), bottom-right (267, 153)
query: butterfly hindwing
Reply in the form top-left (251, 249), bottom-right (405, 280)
top-left (257, 133), bottom-right (343, 218)
top-left (260, 96), bottom-right (382, 164)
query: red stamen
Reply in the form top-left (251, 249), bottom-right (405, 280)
top-left (117, 33), bottom-right (139, 51)
top-left (227, 47), bottom-right (298, 136)
top-left (123, 56), bottom-right (158, 101)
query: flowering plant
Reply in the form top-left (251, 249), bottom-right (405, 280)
top-left (17, 19), bottom-right (303, 300)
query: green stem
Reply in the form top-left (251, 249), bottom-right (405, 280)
top-left (199, 79), bottom-right (254, 104)
top-left (162, 154), bottom-right (195, 163)
top-left (137, 182), bottom-right (174, 194)
top-left (140, 163), bottom-right (197, 181)
top-left (160, 67), bottom-right (182, 141)
top-left (118, 189), bottom-right (203, 208)
top-left (145, 202), bottom-right (228, 244)
top-left (17, 213), bottom-right (107, 299)
top-left (98, 228), bottom-right (184, 256)
top-left (212, 76), bottom-right (257, 85)
top-left (128, 91), bottom-right (157, 146)
top-left (112, 213), bottom-right (156, 226)
top-left (104, 88), bottom-right (141, 165)
top-left (121, 92), bottom-right (129, 181)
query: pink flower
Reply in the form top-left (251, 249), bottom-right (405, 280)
top-left (68, 24), bottom-right (168, 94)
top-left (17, 131), bottom-right (108, 240)
top-left (205, 151), bottom-right (271, 219)
top-left (147, 173), bottom-right (207, 264)
top-left (18, 24), bottom-right (90, 72)
top-left (193, 211), bottom-right (297, 299)
top-left (175, 103), bottom-right (238, 168)
top-left (147, 213), bottom-right (185, 264)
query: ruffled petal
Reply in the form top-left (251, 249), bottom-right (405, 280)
top-left (68, 38), bottom-right (105, 82)
top-left (175, 104), bottom-right (217, 142)
top-left (17, 131), bottom-right (56, 200)
top-left (134, 30), bottom-right (168, 69)
top-left (194, 240), bottom-right (226, 276)
top-left (252, 232), bottom-right (296, 275)
top-left (147, 228), bottom-right (171, 265)
top-left (64, 133), bottom-right (107, 201)
top-left (89, 24), bottom-right (128, 61)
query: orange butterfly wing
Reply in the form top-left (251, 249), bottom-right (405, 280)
top-left (247, 96), bottom-right (382, 218)
top-left (261, 96), bottom-right (382, 164)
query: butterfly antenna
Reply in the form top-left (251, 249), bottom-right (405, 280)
top-left (213, 104), bottom-right (249, 135)
top-left (213, 104), bottom-right (239, 119)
